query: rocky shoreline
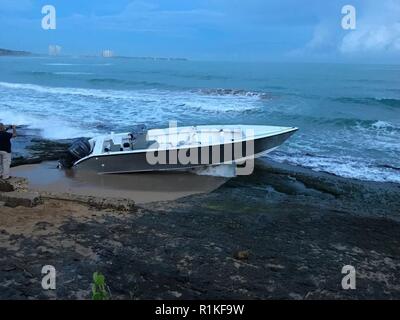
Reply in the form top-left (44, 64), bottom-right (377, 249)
top-left (10, 126), bottom-right (72, 167)
top-left (0, 130), bottom-right (399, 299)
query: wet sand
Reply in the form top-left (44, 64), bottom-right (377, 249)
top-left (11, 161), bottom-right (228, 204)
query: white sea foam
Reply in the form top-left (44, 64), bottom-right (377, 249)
top-left (1, 80), bottom-right (398, 183)
top-left (0, 110), bottom-right (97, 139)
top-left (268, 119), bottom-right (400, 184)
top-left (371, 120), bottom-right (399, 130)
top-left (0, 81), bottom-right (262, 112)
top-left (44, 63), bottom-right (82, 66)
top-left (0, 81), bottom-right (262, 140)
top-left (193, 164), bottom-right (237, 177)
top-left (54, 72), bottom-right (94, 75)
top-left (269, 152), bottom-right (400, 184)
top-left (44, 63), bottom-right (112, 66)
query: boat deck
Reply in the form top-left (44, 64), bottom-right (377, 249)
top-left (90, 125), bottom-right (297, 156)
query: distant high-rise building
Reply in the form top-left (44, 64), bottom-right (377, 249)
top-left (102, 50), bottom-right (114, 58)
top-left (48, 45), bottom-right (62, 56)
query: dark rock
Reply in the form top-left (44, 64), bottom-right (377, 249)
top-left (41, 192), bottom-right (136, 212)
top-left (11, 136), bottom-right (72, 168)
top-left (233, 250), bottom-right (250, 260)
top-left (0, 179), bottom-right (14, 192)
top-left (0, 191), bottom-right (42, 207)
top-left (11, 156), bottom-right (43, 167)
top-left (1, 135), bottom-right (400, 299)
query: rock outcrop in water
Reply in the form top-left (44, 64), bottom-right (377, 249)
top-left (12, 139), bottom-right (71, 167)
top-left (8, 125), bottom-right (73, 167)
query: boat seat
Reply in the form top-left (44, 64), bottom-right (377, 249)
top-left (110, 143), bottom-right (123, 152)
top-left (132, 135), bottom-right (159, 150)
top-left (104, 140), bottom-right (123, 152)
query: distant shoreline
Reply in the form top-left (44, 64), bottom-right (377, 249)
top-left (0, 48), bottom-right (188, 61)
top-left (0, 48), bottom-right (31, 56)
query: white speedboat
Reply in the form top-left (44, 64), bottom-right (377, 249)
top-left (60, 124), bottom-right (297, 174)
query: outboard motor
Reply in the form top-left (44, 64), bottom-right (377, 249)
top-left (59, 138), bottom-right (92, 169)
top-left (68, 138), bottom-right (91, 159)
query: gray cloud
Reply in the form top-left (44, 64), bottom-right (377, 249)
top-left (340, 0), bottom-right (400, 53)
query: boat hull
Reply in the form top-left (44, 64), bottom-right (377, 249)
top-left (73, 129), bottom-right (296, 174)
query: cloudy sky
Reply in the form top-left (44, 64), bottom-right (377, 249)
top-left (0, 0), bottom-right (399, 63)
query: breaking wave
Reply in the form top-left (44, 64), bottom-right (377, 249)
top-left (333, 97), bottom-right (400, 108)
top-left (0, 81), bottom-right (263, 139)
top-left (89, 78), bottom-right (169, 88)
top-left (196, 88), bottom-right (271, 99)
top-left (269, 151), bottom-right (400, 184)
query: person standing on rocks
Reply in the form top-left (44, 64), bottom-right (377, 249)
top-left (0, 123), bottom-right (16, 180)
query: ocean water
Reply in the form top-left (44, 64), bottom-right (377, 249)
top-left (0, 56), bottom-right (399, 183)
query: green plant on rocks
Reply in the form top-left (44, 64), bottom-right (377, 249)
top-left (92, 272), bottom-right (110, 300)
